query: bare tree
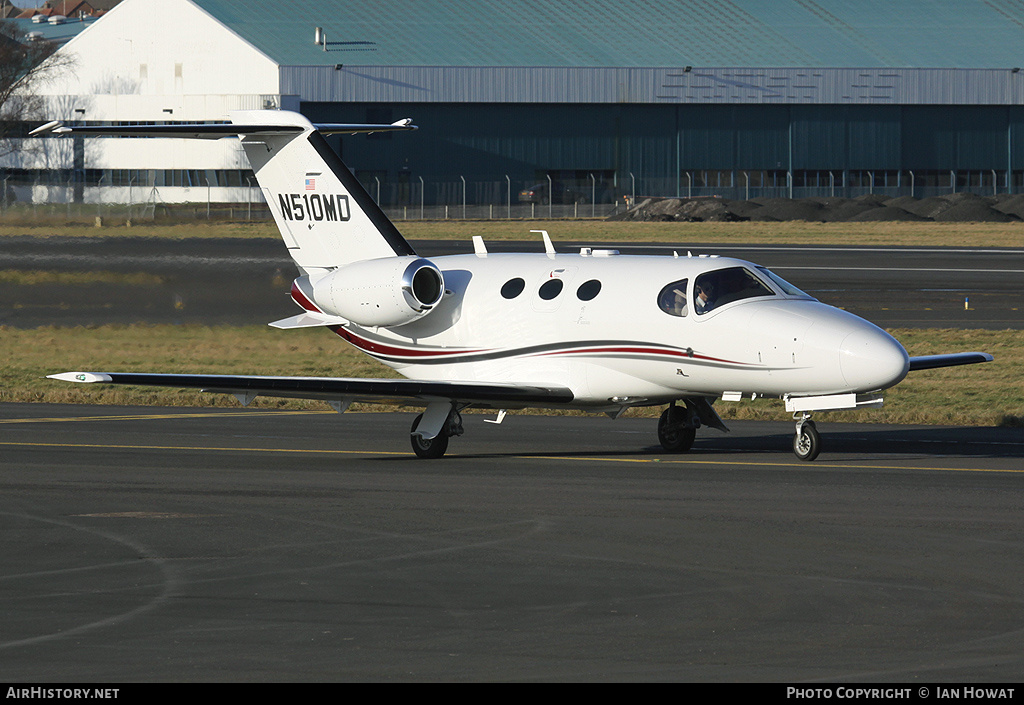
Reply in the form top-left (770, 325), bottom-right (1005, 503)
top-left (0, 19), bottom-right (75, 161)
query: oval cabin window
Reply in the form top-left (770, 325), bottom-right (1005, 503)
top-left (501, 278), bottom-right (526, 299)
top-left (657, 279), bottom-right (689, 317)
top-left (576, 279), bottom-right (602, 301)
top-left (538, 279), bottom-right (564, 300)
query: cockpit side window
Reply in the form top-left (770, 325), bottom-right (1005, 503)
top-left (694, 266), bottom-right (774, 314)
top-left (657, 279), bottom-right (689, 317)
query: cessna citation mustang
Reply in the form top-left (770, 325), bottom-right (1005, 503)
top-left (34, 110), bottom-right (992, 461)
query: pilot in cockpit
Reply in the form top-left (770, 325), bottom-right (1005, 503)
top-left (694, 279), bottom-right (717, 313)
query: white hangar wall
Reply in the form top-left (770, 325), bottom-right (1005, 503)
top-left (11, 0), bottom-right (288, 206)
top-left (37, 0), bottom-right (283, 120)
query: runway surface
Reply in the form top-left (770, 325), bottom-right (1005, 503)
top-left (1, 235), bottom-right (1021, 329)
top-left (2, 402), bottom-right (1022, 681)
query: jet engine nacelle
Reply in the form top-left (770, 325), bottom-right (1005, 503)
top-left (310, 256), bottom-right (445, 327)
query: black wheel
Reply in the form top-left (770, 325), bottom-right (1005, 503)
top-left (793, 420), bottom-right (821, 461)
top-left (658, 406), bottom-right (696, 452)
top-left (410, 413), bottom-right (449, 459)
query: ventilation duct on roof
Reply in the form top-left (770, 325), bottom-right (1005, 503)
top-left (314, 27), bottom-right (323, 45)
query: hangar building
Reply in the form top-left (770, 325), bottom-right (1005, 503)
top-left (11, 0), bottom-right (1024, 208)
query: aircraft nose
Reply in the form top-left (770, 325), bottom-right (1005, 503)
top-left (838, 327), bottom-right (910, 391)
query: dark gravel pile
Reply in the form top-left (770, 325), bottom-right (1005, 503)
top-left (610, 192), bottom-right (1024, 223)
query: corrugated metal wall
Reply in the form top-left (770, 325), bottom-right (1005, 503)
top-left (283, 66), bottom-right (1024, 105)
top-left (303, 102), bottom-right (1024, 197)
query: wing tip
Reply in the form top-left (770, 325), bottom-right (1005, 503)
top-left (47, 372), bottom-right (112, 383)
top-left (908, 352), bottom-right (994, 371)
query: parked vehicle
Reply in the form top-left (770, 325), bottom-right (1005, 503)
top-left (518, 181), bottom-right (588, 205)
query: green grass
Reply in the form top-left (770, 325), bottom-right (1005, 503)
top-left (402, 219), bottom-right (1024, 248)
top-left (0, 221), bottom-right (278, 240)
top-left (2, 218), bottom-right (1024, 247)
top-left (2, 219), bottom-right (1018, 425)
top-left (2, 324), bottom-right (1018, 426)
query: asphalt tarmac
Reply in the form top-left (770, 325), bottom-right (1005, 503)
top-left (2, 234), bottom-right (1021, 681)
top-left (1, 403), bottom-right (1022, 681)
top-left (1, 236), bottom-right (1022, 329)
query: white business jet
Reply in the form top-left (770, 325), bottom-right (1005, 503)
top-left (34, 111), bottom-right (992, 460)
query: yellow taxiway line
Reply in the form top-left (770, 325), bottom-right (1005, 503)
top-left (0, 439), bottom-right (1020, 474)
top-left (2, 410), bottom-right (1020, 473)
top-left (0, 410), bottom-right (333, 425)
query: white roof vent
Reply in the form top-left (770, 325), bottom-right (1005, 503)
top-left (48, 15), bottom-right (66, 25)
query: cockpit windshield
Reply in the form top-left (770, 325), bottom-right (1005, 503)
top-left (693, 266), bottom-right (774, 314)
top-left (756, 266), bottom-right (812, 298)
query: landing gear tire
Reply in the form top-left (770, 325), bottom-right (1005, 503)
top-left (410, 413), bottom-right (450, 459)
top-left (658, 406), bottom-right (696, 452)
top-left (793, 420), bottom-right (821, 462)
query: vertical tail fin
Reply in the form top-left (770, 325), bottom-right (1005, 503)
top-left (32, 110), bottom-right (419, 271)
top-left (231, 110), bottom-right (417, 271)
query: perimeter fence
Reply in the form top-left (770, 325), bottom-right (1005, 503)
top-left (0, 169), bottom-right (1018, 224)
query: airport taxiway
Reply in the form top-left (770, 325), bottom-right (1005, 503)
top-left (2, 235), bottom-right (1021, 680)
top-left (1, 236), bottom-right (1021, 329)
top-left (2, 403), bottom-right (1022, 681)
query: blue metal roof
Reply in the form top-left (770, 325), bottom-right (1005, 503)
top-left (192, 0), bottom-right (1024, 70)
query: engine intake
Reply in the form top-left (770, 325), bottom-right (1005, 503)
top-left (307, 256), bottom-right (445, 327)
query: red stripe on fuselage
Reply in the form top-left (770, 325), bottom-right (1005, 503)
top-left (536, 346), bottom-right (752, 366)
top-left (333, 327), bottom-right (487, 358)
top-left (290, 280), bottom-right (321, 313)
top-left (331, 328), bottom-right (752, 367)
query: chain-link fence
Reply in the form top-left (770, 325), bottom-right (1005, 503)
top-left (1, 169), bottom-right (1019, 224)
top-left (0, 172), bottom-right (628, 223)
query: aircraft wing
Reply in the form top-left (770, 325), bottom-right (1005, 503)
top-left (908, 352), bottom-right (994, 371)
top-left (46, 372), bottom-right (574, 408)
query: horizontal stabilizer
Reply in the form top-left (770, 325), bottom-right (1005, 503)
top-left (30, 118), bottom-right (416, 139)
top-left (908, 352), bottom-right (993, 371)
top-left (48, 371), bottom-right (574, 408)
top-left (269, 312), bottom-right (350, 329)
top-left (33, 109), bottom-right (419, 270)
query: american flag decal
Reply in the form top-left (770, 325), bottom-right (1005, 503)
top-left (305, 178), bottom-right (316, 190)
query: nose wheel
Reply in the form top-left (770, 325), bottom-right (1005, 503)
top-left (793, 414), bottom-right (821, 461)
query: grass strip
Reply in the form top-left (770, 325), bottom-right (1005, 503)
top-left (2, 323), bottom-right (1019, 427)
top-left (2, 219), bottom-right (1024, 248)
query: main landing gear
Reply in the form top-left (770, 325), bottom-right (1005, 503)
top-left (409, 406), bottom-right (464, 459)
top-left (657, 401), bottom-right (700, 452)
top-left (792, 413), bottom-right (821, 462)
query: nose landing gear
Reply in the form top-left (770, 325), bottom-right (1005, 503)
top-left (792, 413), bottom-right (821, 461)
